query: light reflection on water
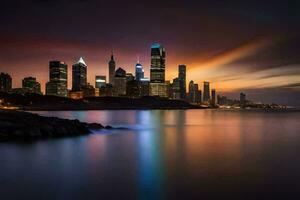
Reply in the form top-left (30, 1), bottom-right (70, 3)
top-left (1, 110), bottom-right (300, 199)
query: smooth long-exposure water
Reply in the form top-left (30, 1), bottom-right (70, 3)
top-left (1, 110), bottom-right (300, 199)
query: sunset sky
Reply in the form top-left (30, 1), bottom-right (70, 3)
top-left (1, 0), bottom-right (300, 105)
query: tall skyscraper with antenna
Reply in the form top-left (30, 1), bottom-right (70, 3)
top-left (108, 51), bottom-right (116, 85)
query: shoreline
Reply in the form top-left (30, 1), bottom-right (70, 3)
top-left (0, 110), bottom-right (110, 142)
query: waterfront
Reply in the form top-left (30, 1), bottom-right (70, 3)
top-left (1, 110), bottom-right (300, 199)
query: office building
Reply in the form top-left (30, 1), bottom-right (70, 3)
top-left (108, 53), bottom-right (116, 85)
top-left (240, 92), bottom-right (246, 108)
top-left (188, 81), bottom-right (201, 104)
top-left (178, 65), bottom-right (186, 100)
top-left (203, 81), bottom-right (210, 102)
top-left (95, 76), bottom-right (106, 89)
top-left (113, 67), bottom-right (127, 96)
top-left (211, 89), bottom-right (216, 106)
top-left (170, 78), bottom-right (181, 100)
top-left (150, 43), bottom-right (167, 97)
top-left (82, 83), bottom-right (96, 98)
top-left (0, 72), bottom-right (12, 92)
top-left (46, 61), bottom-right (68, 97)
top-left (135, 61), bottom-right (144, 81)
top-left (72, 57), bottom-right (87, 91)
top-left (22, 77), bottom-right (41, 94)
top-left (126, 73), bottom-right (135, 82)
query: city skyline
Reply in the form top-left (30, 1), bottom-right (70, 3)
top-left (0, 1), bottom-right (300, 105)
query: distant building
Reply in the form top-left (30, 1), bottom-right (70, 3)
top-left (95, 75), bottom-right (106, 89)
top-left (126, 80), bottom-right (140, 98)
top-left (217, 95), bottom-right (228, 105)
top-left (102, 84), bottom-right (113, 97)
top-left (240, 92), bottom-right (246, 108)
top-left (0, 72), bottom-right (12, 92)
top-left (211, 89), bottom-right (216, 107)
top-left (178, 65), bottom-right (186, 100)
top-left (69, 90), bottom-right (83, 99)
top-left (108, 53), bottom-right (116, 85)
top-left (150, 43), bottom-right (167, 97)
top-left (170, 78), bottom-right (181, 100)
top-left (11, 88), bottom-right (31, 95)
top-left (82, 83), bottom-right (96, 98)
top-left (22, 77), bottom-right (41, 94)
top-left (46, 61), bottom-right (68, 97)
top-left (72, 57), bottom-right (87, 91)
top-left (194, 84), bottom-right (202, 103)
top-left (126, 73), bottom-right (135, 82)
top-left (113, 67), bottom-right (127, 96)
top-left (139, 78), bottom-right (150, 96)
top-left (188, 81), bottom-right (201, 104)
top-left (135, 61), bottom-right (144, 81)
top-left (203, 81), bottom-right (210, 102)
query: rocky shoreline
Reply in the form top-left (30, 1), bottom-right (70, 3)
top-left (0, 110), bottom-right (109, 141)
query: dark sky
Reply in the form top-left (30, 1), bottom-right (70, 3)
top-left (1, 0), bottom-right (300, 105)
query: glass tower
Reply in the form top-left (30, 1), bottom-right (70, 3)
top-left (72, 57), bottom-right (87, 91)
top-left (46, 61), bottom-right (68, 97)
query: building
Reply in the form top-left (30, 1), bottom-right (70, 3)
top-left (211, 89), bottom-right (216, 107)
top-left (140, 78), bottom-right (150, 96)
top-left (194, 84), bottom-right (202, 103)
top-left (108, 53), bottom-right (116, 85)
top-left (135, 61), bottom-right (144, 81)
top-left (72, 57), bottom-right (87, 91)
top-left (69, 90), bottom-right (83, 99)
top-left (150, 83), bottom-right (168, 97)
top-left (126, 80), bottom-right (140, 98)
top-left (95, 75), bottom-right (106, 89)
top-left (82, 83), bottom-right (96, 98)
top-left (101, 84), bottom-right (113, 97)
top-left (126, 73), bottom-right (135, 82)
top-left (178, 65), bottom-right (186, 100)
top-left (22, 77), bottom-right (41, 94)
top-left (188, 81), bottom-right (201, 104)
top-left (203, 81), bottom-right (210, 102)
top-left (240, 92), bottom-right (246, 108)
top-left (45, 61), bottom-right (68, 97)
top-left (127, 78), bottom-right (150, 97)
top-left (150, 43), bottom-right (167, 97)
top-left (0, 72), bottom-right (12, 92)
top-left (170, 78), bottom-right (181, 100)
top-left (113, 67), bottom-right (127, 96)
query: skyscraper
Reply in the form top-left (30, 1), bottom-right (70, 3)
top-left (46, 61), bottom-right (68, 97)
top-left (72, 57), bottom-right (87, 91)
top-left (240, 92), bottom-right (246, 108)
top-left (203, 81), bottom-right (210, 102)
top-left (0, 72), bottom-right (12, 92)
top-left (150, 43), bottom-right (165, 82)
top-left (178, 65), bottom-right (186, 100)
top-left (150, 43), bottom-right (167, 97)
top-left (108, 53), bottom-right (116, 85)
top-left (171, 78), bottom-right (181, 99)
top-left (135, 61), bottom-right (144, 81)
top-left (188, 81), bottom-right (201, 104)
top-left (22, 77), bottom-right (41, 94)
top-left (211, 89), bottom-right (216, 106)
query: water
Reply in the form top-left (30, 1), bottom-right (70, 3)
top-left (1, 110), bottom-right (300, 199)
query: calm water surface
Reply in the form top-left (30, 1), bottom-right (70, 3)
top-left (1, 110), bottom-right (300, 199)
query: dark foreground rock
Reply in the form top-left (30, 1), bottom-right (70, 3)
top-left (0, 110), bottom-right (107, 141)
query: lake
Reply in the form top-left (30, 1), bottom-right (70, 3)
top-left (1, 110), bottom-right (300, 199)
